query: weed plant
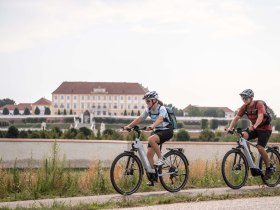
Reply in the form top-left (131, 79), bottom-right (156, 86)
top-left (0, 145), bottom-right (266, 202)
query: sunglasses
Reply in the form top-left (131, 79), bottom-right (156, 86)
top-left (145, 100), bottom-right (151, 103)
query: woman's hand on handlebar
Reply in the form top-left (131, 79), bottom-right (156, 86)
top-left (146, 125), bottom-right (154, 131)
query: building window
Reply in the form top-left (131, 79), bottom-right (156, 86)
top-left (60, 95), bottom-right (64, 100)
top-left (74, 96), bottom-right (77, 101)
top-left (103, 111), bottom-right (106, 115)
top-left (127, 96), bottom-right (131, 101)
top-left (67, 103), bottom-right (70, 109)
top-left (54, 103), bottom-right (58, 108)
top-left (81, 103), bottom-right (84, 109)
top-left (114, 96), bottom-right (118, 101)
top-left (67, 95), bottom-right (70, 100)
top-left (54, 96), bottom-right (58, 100)
top-left (127, 104), bottom-right (130, 109)
top-left (81, 96), bottom-right (84, 101)
top-left (103, 96), bottom-right (106, 100)
top-left (60, 104), bottom-right (64, 108)
top-left (120, 95), bottom-right (124, 101)
top-left (73, 103), bottom-right (77, 109)
top-left (134, 96), bottom-right (138, 101)
top-left (134, 105), bottom-right (138, 109)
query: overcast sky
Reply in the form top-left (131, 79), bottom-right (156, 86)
top-left (0, 0), bottom-right (279, 116)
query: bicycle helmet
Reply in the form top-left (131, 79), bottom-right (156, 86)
top-left (142, 91), bottom-right (159, 100)
top-left (239, 89), bottom-right (254, 98)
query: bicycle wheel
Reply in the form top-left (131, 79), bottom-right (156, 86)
top-left (221, 149), bottom-right (248, 189)
top-left (259, 148), bottom-right (280, 187)
top-left (110, 152), bottom-right (143, 195)
top-left (159, 150), bottom-right (189, 192)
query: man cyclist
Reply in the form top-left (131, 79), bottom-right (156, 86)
top-left (123, 91), bottom-right (173, 185)
top-left (226, 89), bottom-right (273, 180)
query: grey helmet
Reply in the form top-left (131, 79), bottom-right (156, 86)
top-left (239, 89), bottom-right (254, 98)
top-left (142, 91), bottom-right (159, 100)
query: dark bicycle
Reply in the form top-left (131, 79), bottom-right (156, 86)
top-left (221, 128), bottom-right (280, 189)
top-left (110, 126), bottom-right (189, 195)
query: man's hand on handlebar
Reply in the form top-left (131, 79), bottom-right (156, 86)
top-left (122, 125), bottom-right (131, 131)
top-left (225, 127), bottom-right (234, 134)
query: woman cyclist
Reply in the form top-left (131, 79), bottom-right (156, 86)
top-left (123, 91), bottom-right (173, 185)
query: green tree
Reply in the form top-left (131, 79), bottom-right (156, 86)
top-left (137, 110), bottom-right (141, 116)
top-left (201, 119), bottom-right (208, 129)
top-left (188, 106), bottom-right (202, 117)
top-left (58, 109), bottom-right (61, 115)
top-left (23, 107), bottom-right (31, 115)
top-left (35, 106), bottom-right (40, 115)
top-left (6, 126), bottom-right (19, 138)
top-left (3, 107), bottom-right (9, 115)
top-left (13, 107), bottom-right (20, 115)
top-left (210, 119), bottom-right (219, 130)
top-left (177, 122), bottom-right (184, 129)
top-left (44, 107), bottom-right (51, 115)
top-left (70, 109), bottom-right (73, 115)
top-left (63, 109), bottom-right (67, 115)
top-left (273, 118), bottom-right (280, 132)
top-left (175, 129), bottom-right (190, 141)
top-left (131, 110), bottom-right (135, 116)
top-left (124, 110), bottom-right (127, 116)
top-left (0, 98), bottom-right (15, 107)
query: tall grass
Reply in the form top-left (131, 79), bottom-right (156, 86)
top-left (0, 146), bottom-right (265, 202)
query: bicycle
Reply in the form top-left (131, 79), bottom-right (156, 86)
top-left (110, 126), bottom-right (189, 195)
top-left (221, 128), bottom-right (280, 189)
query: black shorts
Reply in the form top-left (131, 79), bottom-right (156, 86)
top-left (246, 129), bottom-right (272, 147)
top-left (147, 128), bottom-right (173, 148)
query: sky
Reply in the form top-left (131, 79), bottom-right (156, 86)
top-left (0, 0), bottom-right (280, 116)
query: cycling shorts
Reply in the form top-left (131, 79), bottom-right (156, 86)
top-left (246, 129), bottom-right (272, 148)
top-left (147, 128), bottom-right (173, 148)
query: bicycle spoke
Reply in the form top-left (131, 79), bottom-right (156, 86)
top-left (159, 150), bottom-right (188, 192)
top-left (260, 149), bottom-right (280, 187)
top-left (222, 150), bottom-right (248, 189)
top-left (110, 153), bottom-right (143, 195)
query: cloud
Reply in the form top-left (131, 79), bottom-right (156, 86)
top-left (0, 0), bottom-right (262, 52)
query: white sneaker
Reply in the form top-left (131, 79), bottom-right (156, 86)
top-left (154, 158), bottom-right (165, 166)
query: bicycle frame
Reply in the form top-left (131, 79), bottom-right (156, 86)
top-left (234, 131), bottom-right (263, 176)
top-left (132, 135), bottom-right (154, 173)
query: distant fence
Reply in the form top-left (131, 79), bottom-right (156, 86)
top-left (0, 138), bottom-right (279, 168)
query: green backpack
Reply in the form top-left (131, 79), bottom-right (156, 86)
top-left (148, 106), bottom-right (177, 129)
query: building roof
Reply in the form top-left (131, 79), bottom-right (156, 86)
top-left (33, 97), bottom-right (52, 105)
top-left (183, 104), bottom-right (234, 113)
top-left (52, 82), bottom-right (147, 95)
top-left (0, 103), bottom-right (32, 111)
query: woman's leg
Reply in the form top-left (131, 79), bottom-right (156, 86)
top-left (147, 134), bottom-right (161, 167)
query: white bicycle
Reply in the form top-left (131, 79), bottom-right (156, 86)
top-left (222, 128), bottom-right (280, 189)
top-left (110, 126), bottom-right (189, 195)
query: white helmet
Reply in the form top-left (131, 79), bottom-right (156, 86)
top-left (142, 91), bottom-right (159, 100)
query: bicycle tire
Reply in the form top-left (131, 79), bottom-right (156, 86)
top-left (221, 149), bottom-right (248, 189)
top-left (158, 150), bottom-right (189, 192)
top-left (110, 152), bottom-right (144, 195)
top-left (259, 148), bottom-right (280, 187)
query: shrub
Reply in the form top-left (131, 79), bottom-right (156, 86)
top-left (199, 129), bottom-right (215, 141)
top-left (6, 126), bottom-right (19, 138)
top-left (175, 129), bottom-right (190, 141)
top-left (19, 130), bottom-right (28, 138)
